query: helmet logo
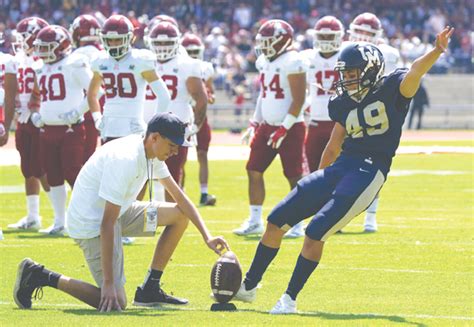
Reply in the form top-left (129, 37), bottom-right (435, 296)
top-left (359, 46), bottom-right (381, 69)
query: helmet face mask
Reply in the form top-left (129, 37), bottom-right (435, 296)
top-left (256, 19), bottom-right (293, 61)
top-left (11, 31), bottom-right (24, 54)
top-left (313, 16), bottom-right (344, 54)
top-left (33, 25), bottom-right (72, 64)
top-left (100, 15), bottom-right (134, 59)
top-left (334, 43), bottom-right (385, 102)
top-left (149, 22), bottom-right (180, 61)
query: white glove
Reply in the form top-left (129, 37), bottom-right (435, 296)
top-left (92, 112), bottom-right (103, 131)
top-left (184, 123), bottom-right (199, 139)
top-left (58, 109), bottom-right (81, 125)
top-left (16, 107), bottom-right (32, 124)
top-left (241, 120), bottom-right (259, 145)
top-left (30, 112), bottom-right (44, 128)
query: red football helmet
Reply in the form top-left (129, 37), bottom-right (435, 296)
top-left (100, 15), bottom-right (134, 59)
top-left (70, 14), bottom-right (101, 48)
top-left (144, 14), bottom-right (178, 47)
top-left (33, 25), bottom-right (72, 64)
top-left (255, 19), bottom-right (293, 60)
top-left (16, 17), bottom-right (49, 54)
top-left (148, 22), bottom-right (181, 61)
top-left (313, 16), bottom-right (344, 53)
top-left (181, 33), bottom-right (204, 60)
top-left (348, 12), bottom-right (383, 44)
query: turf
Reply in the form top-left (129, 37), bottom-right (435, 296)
top-left (0, 151), bottom-right (473, 326)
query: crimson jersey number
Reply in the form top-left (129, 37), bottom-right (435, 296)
top-left (38, 73), bottom-right (66, 101)
top-left (145, 75), bottom-right (178, 101)
top-left (260, 73), bottom-right (284, 99)
top-left (18, 67), bottom-right (36, 94)
top-left (315, 70), bottom-right (338, 96)
top-left (102, 72), bottom-right (138, 98)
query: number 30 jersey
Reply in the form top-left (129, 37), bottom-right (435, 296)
top-left (328, 69), bottom-right (412, 172)
top-left (256, 51), bottom-right (307, 125)
top-left (91, 49), bottom-right (155, 137)
top-left (301, 49), bottom-right (339, 121)
top-left (34, 53), bottom-right (92, 125)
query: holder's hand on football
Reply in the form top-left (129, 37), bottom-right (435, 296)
top-left (206, 236), bottom-right (230, 255)
top-left (435, 26), bottom-right (454, 53)
top-left (31, 112), bottom-right (44, 128)
top-left (267, 126), bottom-right (287, 149)
top-left (241, 121), bottom-right (258, 145)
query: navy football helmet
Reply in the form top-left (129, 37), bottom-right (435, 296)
top-left (334, 43), bottom-right (384, 99)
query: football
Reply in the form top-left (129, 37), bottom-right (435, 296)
top-left (210, 251), bottom-right (242, 303)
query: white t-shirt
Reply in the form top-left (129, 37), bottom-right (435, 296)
top-left (256, 51), bottom-right (307, 125)
top-left (66, 134), bottom-right (170, 239)
top-left (301, 48), bottom-right (340, 121)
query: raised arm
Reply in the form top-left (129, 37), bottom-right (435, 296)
top-left (399, 26), bottom-right (454, 98)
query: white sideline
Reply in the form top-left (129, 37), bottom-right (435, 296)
top-left (0, 301), bottom-right (471, 321)
top-left (0, 145), bottom-right (473, 166)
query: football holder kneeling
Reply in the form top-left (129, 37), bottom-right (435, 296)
top-left (210, 251), bottom-right (242, 311)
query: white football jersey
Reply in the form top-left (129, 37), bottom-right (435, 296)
top-left (256, 51), bottom-right (307, 125)
top-left (35, 53), bottom-right (92, 125)
top-left (14, 52), bottom-right (40, 111)
top-left (201, 61), bottom-right (215, 81)
top-left (0, 52), bottom-right (18, 106)
top-left (143, 54), bottom-right (202, 124)
top-left (378, 43), bottom-right (403, 73)
top-left (301, 49), bottom-right (340, 121)
top-left (91, 49), bottom-right (156, 137)
top-left (73, 45), bottom-right (103, 64)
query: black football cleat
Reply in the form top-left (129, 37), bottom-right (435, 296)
top-left (13, 258), bottom-right (45, 309)
top-left (133, 285), bottom-right (188, 307)
top-left (199, 193), bottom-right (217, 206)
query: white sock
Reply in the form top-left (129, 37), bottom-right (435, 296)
top-left (49, 185), bottom-right (67, 227)
top-left (365, 197), bottom-right (379, 227)
top-left (153, 181), bottom-right (165, 202)
top-left (249, 205), bottom-right (263, 225)
top-left (26, 195), bottom-right (40, 221)
top-left (200, 184), bottom-right (208, 194)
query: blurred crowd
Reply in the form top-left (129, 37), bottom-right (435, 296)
top-left (0, 0), bottom-right (472, 99)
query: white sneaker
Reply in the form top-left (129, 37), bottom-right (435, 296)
top-left (8, 217), bottom-right (42, 230)
top-left (284, 222), bottom-right (305, 239)
top-left (233, 283), bottom-right (258, 303)
top-left (122, 237), bottom-right (135, 245)
top-left (38, 225), bottom-right (64, 235)
top-left (233, 219), bottom-right (264, 236)
top-left (269, 293), bottom-right (297, 314)
top-left (364, 214), bottom-right (378, 232)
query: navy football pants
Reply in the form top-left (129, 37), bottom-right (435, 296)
top-left (268, 155), bottom-right (386, 241)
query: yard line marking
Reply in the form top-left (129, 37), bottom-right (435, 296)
top-left (0, 301), bottom-right (471, 320)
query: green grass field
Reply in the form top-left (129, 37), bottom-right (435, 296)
top-left (0, 149), bottom-right (473, 326)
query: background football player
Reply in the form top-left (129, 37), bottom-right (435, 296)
top-left (347, 12), bottom-right (404, 232)
top-left (231, 26), bottom-right (454, 315)
top-left (147, 22), bottom-right (208, 202)
top-left (234, 19), bottom-right (307, 238)
top-left (70, 14), bottom-right (104, 163)
top-left (29, 25), bottom-right (93, 235)
top-left (7, 17), bottom-right (57, 232)
top-left (182, 33), bottom-right (217, 206)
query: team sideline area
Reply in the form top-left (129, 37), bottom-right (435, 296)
top-left (0, 131), bottom-right (472, 326)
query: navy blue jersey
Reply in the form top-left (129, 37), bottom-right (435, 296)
top-left (328, 68), bottom-right (412, 172)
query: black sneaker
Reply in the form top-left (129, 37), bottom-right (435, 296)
top-left (199, 193), bottom-right (217, 206)
top-left (13, 258), bottom-right (45, 309)
top-left (133, 284), bottom-right (188, 306)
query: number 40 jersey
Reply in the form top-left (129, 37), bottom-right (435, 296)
top-left (328, 69), bottom-right (412, 174)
